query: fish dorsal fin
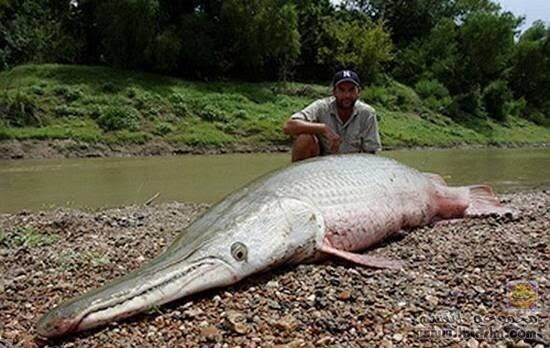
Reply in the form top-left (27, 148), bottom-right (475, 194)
top-left (319, 243), bottom-right (403, 270)
top-left (423, 172), bottom-right (447, 186)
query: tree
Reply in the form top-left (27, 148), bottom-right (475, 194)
top-left (457, 11), bottom-right (519, 90)
top-left (294, 0), bottom-right (335, 80)
top-left (0, 0), bottom-right (81, 69)
top-left (509, 21), bottom-right (550, 125)
top-left (96, 0), bottom-right (160, 68)
top-left (217, 0), bottom-right (300, 79)
top-left (343, 0), bottom-right (454, 47)
top-left (318, 19), bottom-right (393, 83)
top-left (177, 10), bottom-right (221, 77)
top-left (394, 18), bottom-right (459, 87)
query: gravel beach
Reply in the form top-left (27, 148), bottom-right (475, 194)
top-left (0, 191), bottom-right (547, 347)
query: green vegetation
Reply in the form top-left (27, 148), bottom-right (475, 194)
top-left (57, 250), bottom-right (111, 271)
top-left (2, 1), bottom-right (549, 121)
top-left (0, 225), bottom-right (59, 248)
top-left (0, 64), bottom-right (548, 148)
top-left (1, 0), bottom-right (549, 140)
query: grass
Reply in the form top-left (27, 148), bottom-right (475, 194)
top-left (0, 64), bottom-right (548, 149)
top-left (57, 250), bottom-right (111, 271)
top-left (0, 226), bottom-right (59, 248)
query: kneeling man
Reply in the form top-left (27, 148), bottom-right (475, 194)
top-left (283, 70), bottom-right (381, 162)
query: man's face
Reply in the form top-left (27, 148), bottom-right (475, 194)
top-left (333, 82), bottom-right (360, 110)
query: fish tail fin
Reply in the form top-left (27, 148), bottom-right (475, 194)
top-left (465, 185), bottom-right (514, 217)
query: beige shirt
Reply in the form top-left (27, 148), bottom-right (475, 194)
top-left (291, 97), bottom-right (381, 155)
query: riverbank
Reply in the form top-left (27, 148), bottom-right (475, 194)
top-left (1, 64), bottom-right (549, 160)
top-left (1, 138), bottom-right (549, 160)
top-left (0, 190), bottom-right (547, 347)
top-left (0, 138), bottom-right (290, 160)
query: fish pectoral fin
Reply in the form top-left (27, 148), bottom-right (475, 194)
top-left (320, 244), bottom-right (403, 270)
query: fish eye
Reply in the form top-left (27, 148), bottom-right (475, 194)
top-left (230, 242), bottom-right (248, 262)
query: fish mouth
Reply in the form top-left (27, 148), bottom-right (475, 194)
top-left (36, 257), bottom-right (236, 338)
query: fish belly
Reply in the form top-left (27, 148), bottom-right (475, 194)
top-left (269, 155), bottom-right (442, 252)
top-left (319, 172), bottom-right (438, 252)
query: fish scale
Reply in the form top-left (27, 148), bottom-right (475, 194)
top-left (37, 154), bottom-right (510, 338)
top-left (257, 155), bottom-right (436, 252)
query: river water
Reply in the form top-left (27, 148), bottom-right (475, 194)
top-left (0, 148), bottom-right (548, 213)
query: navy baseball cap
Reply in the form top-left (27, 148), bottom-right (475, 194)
top-left (332, 70), bottom-right (361, 87)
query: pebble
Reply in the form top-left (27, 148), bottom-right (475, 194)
top-left (273, 315), bottom-right (297, 332)
top-left (467, 338), bottom-right (479, 348)
top-left (0, 192), bottom-right (547, 347)
top-left (200, 325), bottom-right (219, 341)
top-left (337, 290), bottom-right (352, 301)
top-left (392, 333), bottom-right (403, 342)
top-left (380, 339), bottom-right (393, 348)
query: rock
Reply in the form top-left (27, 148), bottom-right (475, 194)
top-left (266, 280), bottom-right (279, 288)
top-left (273, 339), bottom-right (307, 348)
top-left (380, 339), bottom-right (394, 348)
top-left (1, 191), bottom-right (547, 346)
top-left (268, 300), bottom-right (281, 309)
top-left (467, 338), bottom-right (479, 348)
top-left (273, 315), bottom-right (298, 332)
top-left (224, 310), bottom-right (249, 335)
top-left (512, 341), bottom-right (531, 348)
top-left (315, 336), bottom-right (332, 345)
top-left (338, 290), bottom-right (352, 301)
top-left (184, 308), bottom-right (204, 318)
top-left (425, 295), bottom-right (439, 306)
top-left (392, 333), bottom-right (403, 342)
top-left (200, 325), bottom-right (220, 341)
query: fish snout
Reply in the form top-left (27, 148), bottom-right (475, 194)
top-left (36, 307), bottom-right (80, 338)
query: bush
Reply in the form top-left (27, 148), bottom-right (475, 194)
top-left (125, 87), bottom-right (138, 98)
top-left (52, 85), bottom-right (83, 101)
top-left (53, 105), bottom-right (87, 118)
top-left (415, 79), bottom-right (449, 99)
top-left (449, 88), bottom-right (487, 120)
top-left (154, 121), bottom-right (174, 135)
top-left (362, 82), bottom-right (421, 111)
top-left (524, 104), bottom-right (550, 127)
top-left (0, 92), bottom-right (43, 127)
top-left (101, 82), bottom-right (119, 93)
top-left (198, 105), bottom-right (229, 122)
top-left (387, 82), bottom-right (422, 111)
top-left (483, 80), bottom-right (512, 121)
top-left (52, 85), bottom-right (68, 96)
top-left (169, 95), bottom-right (192, 118)
top-left (271, 84), bottom-right (324, 99)
top-left (96, 106), bottom-right (140, 131)
top-left (29, 85), bottom-right (45, 95)
top-left (504, 98), bottom-right (526, 119)
top-left (415, 79), bottom-right (452, 113)
top-left (363, 86), bottom-right (392, 106)
top-left (233, 110), bottom-right (249, 119)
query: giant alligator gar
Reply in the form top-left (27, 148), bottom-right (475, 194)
top-left (36, 154), bottom-right (511, 338)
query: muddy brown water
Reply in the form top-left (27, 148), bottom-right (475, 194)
top-left (0, 148), bottom-right (548, 213)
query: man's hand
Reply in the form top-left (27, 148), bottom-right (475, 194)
top-left (323, 125), bottom-right (340, 153)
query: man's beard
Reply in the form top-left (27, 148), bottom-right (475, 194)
top-left (336, 99), bottom-right (357, 110)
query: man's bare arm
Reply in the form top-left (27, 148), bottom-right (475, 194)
top-left (283, 119), bottom-right (327, 136)
top-left (283, 119), bottom-right (340, 153)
